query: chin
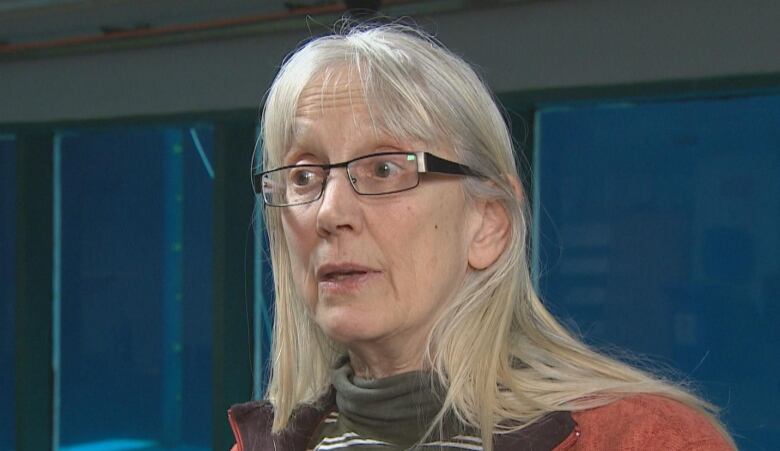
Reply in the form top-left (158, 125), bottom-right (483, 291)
top-left (316, 312), bottom-right (382, 345)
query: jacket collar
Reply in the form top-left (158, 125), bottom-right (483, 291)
top-left (228, 391), bottom-right (336, 451)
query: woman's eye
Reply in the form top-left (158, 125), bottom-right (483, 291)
top-left (289, 168), bottom-right (316, 186)
top-left (373, 161), bottom-right (400, 178)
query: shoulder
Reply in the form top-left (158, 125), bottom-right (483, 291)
top-left (570, 394), bottom-right (733, 451)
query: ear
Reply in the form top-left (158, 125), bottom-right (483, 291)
top-left (507, 174), bottom-right (524, 203)
top-left (467, 197), bottom-right (511, 270)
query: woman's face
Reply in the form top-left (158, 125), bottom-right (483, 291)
top-left (280, 71), bottom-right (484, 370)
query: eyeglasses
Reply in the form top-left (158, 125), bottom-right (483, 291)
top-left (254, 151), bottom-right (480, 207)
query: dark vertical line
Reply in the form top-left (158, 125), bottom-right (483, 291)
top-left (212, 119), bottom-right (256, 451)
top-left (530, 110), bottom-right (542, 286)
top-left (252, 207), bottom-right (273, 400)
top-left (162, 129), bottom-right (185, 446)
top-left (14, 131), bottom-right (54, 451)
top-left (501, 104), bottom-right (536, 202)
top-left (497, 96), bottom-right (539, 281)
top-left (251, 125), bottom-right (272, 401)
top-left (51, 134), bottom-right (61, 451)
top-left (0, 138), bottom-right (18, 451)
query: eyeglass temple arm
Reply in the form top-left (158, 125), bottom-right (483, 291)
top-left (419, 152), bottom-right (480, 177)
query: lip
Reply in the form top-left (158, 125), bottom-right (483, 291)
top-left (316, 262), bottom-right (381, 294)
top-left (316, 262), bottom-right (381, 281)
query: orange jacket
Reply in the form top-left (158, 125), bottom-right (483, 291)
top-left (228, 394), bottom-right (733, 450)
top-left (565, 395), bottom-right (732, 450)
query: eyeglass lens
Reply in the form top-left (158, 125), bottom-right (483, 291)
top-left (262, 153), bottom-right (421, 206)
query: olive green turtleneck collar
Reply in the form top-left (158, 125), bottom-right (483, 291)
top-left (330, 360), bottom-right (465, 446)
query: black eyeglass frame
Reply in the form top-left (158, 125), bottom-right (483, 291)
top-left (254, 151), bottom-right (480, 207)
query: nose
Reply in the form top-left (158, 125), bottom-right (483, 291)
top-left (315, 167), bottom-right (363, 237)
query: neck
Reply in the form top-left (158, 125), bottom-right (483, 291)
top-left (347, 334), bottom-right (430, 379)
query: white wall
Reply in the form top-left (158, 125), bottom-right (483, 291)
top-left (1, 0), bottom-right (778, 123)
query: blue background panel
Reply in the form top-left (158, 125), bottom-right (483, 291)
top-left (58, 125), bottom-right (214, 451)
top-left (0, 138), bottom-right (16, 451)
top-left (536, 94), bottom-right (780, 451)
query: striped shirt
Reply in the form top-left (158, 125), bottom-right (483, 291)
top-left (309, 411), bottom-right (484, 450)
top-left (308, 360), bottom-right (483, 450)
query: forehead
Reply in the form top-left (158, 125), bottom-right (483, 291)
top-left (290, 68), bottom-right (395, 153)
top-left (295, 67), bottom-right (368, 119)
top-left (274, 64), bottom-right (440, 159)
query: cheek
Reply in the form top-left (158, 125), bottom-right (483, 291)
top-left (281, 213), bottom-right (317, 293)
top-left (428, 225), bottom-right (469, 280)
top-left (386, 197), bottom-right (470, 289)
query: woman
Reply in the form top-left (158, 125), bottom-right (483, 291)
top-left (229, 24), bottom-right (735, 450)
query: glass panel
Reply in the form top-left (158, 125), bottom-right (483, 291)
top-left (536, 94), bottom-right (780, 451)
top-left (0, 136), bottom-right (16, 451)
top-left (57, 125), bottom-right (214, 451)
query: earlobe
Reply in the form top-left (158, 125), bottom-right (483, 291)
top-left (467, 199), bottom-right (511, 270)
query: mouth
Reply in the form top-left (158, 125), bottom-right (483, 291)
top-left (316, 263), bottom-right (380, 292)
top-left (320, 269), bottom-right (370, 281)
